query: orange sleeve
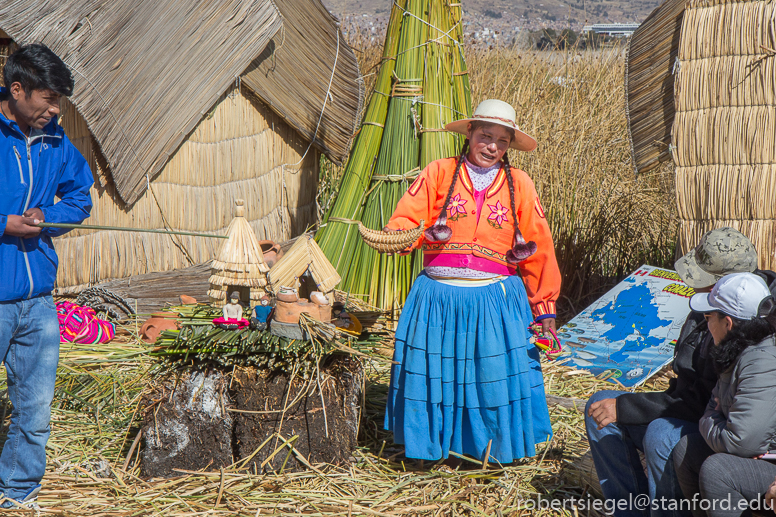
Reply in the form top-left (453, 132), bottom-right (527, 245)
top-left (513, 168), bottom-right (561, 320)
top-left (384, 160), bottom-right (447, 251)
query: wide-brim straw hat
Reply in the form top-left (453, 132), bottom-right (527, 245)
top-left (444, 99), bottom-right (538, 152)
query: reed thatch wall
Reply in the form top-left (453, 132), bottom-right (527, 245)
top-left (55, 88), bottom-right (318, 291)
top-left (625, 0), bottom-right (685, 174)
top-left (673, 0), bottom-right (776, 268)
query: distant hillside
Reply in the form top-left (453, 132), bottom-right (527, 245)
top-left (323, 0), bottom-right (660, 32)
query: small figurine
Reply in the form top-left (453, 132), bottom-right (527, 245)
top-left (251, 296), bottom-right (273, 330)
top-left (213, 291), bottom-right (249, 330)
top-left (223, 291), bottom-right (245, 321)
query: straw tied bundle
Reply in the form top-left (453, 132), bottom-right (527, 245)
top-left (672, 0), bottom-right (776, 269)
top-left (317, 0), bottom-right (471, 311)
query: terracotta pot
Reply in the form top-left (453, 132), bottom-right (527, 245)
top-left (179, 295), bottom-right (198, 305)
top-left (277, 287), bottom-right (299, 303)
top-left (259, 240), bottom-right (284, 268)
top-left (140, 317), bottom-right (179, 343)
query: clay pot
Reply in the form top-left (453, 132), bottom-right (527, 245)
top-left (179, 295), bottom-right (197, 305)
top-left (277, 286), bottom-right (299, 303)
top-left (259, 240), bottom-right (284, 268)
top-left (140, 314), bottom-right (179, 343)
top-left (310, 291), bottom-right (329, 306)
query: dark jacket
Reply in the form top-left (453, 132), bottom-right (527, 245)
top-left (700, 336), bottom-right (776, 457)
top-left (0, 88), bottom-right (93, 301)
top-left (615, 269), bottom-right (776, 426)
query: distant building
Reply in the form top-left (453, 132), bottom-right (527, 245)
top-left (582, 23), bottom-right (640, 37)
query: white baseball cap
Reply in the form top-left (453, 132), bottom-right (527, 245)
top-left (689, 272), bottom-right (772, 320)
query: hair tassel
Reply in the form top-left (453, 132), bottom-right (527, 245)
top-left (503, 154), bottom-right (537, 264)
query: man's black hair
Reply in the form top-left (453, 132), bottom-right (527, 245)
top-left (2, 43), bottom-right (74, 98)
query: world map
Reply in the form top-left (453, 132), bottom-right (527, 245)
top-left (556, 265), bottom-right (693, 387)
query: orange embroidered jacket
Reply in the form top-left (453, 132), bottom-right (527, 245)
top-left (386, 157), bottom-right (561, 320)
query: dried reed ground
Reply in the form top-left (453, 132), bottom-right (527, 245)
top-left (18, 45), bottom-right (678, 515)
top-left (7, 322), bottom-right (670, 516)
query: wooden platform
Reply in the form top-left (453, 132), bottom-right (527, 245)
top-left (94, 262), bottom-right (212, 315)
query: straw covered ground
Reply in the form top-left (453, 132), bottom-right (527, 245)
top-left (10, 319), bottom-right (670, 516)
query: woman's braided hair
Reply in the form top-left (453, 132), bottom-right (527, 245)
top-left (439, 140), bottom-right (470, 216)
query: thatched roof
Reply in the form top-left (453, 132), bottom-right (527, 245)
top-left (268, 235), bottom-right (341, 294)
top-left (0, 0), bottom-right (362, 205)
top-left (625, 0), bottom-right (685, 174)
top-left (242, 1), bottom-right (363, 168)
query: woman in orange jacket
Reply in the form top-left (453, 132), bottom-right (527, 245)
top-left (383, 99), bottom-right (561, 464)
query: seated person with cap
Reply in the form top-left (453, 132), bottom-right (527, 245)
top-left (585, 228), bottom-right (776, 517)
top-left (672, 273), bottom-right (776, 517)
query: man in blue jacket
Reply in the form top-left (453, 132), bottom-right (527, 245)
top-left (0, 44), bottom-right (93, 508)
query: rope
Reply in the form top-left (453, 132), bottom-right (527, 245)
top-left (327, 217), bottom-right (361, 225)
top-left (372, 167), bottom-right (420, 182)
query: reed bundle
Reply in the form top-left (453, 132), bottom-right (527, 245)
top-left (673, 0), bottom-right (776, 269)
top-left (316, 0), bottom-right (471, 311)
top-left (53, 88), bottom-right (318, 292)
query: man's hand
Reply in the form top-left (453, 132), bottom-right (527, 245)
top-left (4, 214), bottom-right (42, 238)
top-left (764, 476), bottom-right (776, 513)
top-left (23, 207), bottom-right (44, 223)
top-left (588, 397), bottom-right (618, 429)
top-left (541, 317), bottom-right (556, 334)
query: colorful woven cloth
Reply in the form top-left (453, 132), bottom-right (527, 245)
top-left (212, 317), bottom-right (250, 329)
top-left (56, 301), bottom-right (115, 344)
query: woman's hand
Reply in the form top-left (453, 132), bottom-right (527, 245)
top-left (541, 317), bottom-right (556, 334)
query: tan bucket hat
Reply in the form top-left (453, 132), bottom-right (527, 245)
top-left (444, 99), bottom-right (538, 152)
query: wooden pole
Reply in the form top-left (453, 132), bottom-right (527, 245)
top-left (36, 222), bottom-right (228, 239)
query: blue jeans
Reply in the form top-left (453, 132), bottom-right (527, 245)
top-left (585, 390), bottom-right (698, 517)
top-left (0, 295), bottom-right (59, 499)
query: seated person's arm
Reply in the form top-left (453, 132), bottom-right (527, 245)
top-left (699, 354), bottom-right (776, 457)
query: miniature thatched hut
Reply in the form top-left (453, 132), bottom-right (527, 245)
top-left (626, 0), bottom-right (776, 269)
top-left (0, 0), bottom-right (362, 290)
top-left (268, 235), bottom-right (341, 299)
top-left (208, 200), bottom-right (270, 307)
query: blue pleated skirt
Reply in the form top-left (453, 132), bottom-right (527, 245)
top-left (384, 273), bottom-right (553, 463)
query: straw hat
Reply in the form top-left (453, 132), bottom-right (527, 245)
top-left (444, 99), bottom-right (537, 152)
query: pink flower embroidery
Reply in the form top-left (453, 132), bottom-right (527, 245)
top-left (447, 194), bottom-right (467, 217)
top-left (488, 200), bottom-right (509, 226)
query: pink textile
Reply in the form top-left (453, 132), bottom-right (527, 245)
top-left (57, 301), bottom-right (115, 344)
top-left (212, 317), bottom-right (249, 329)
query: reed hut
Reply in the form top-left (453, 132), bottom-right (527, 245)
top-left (626, 0), bottom-right (776, 269)
top-left (0, 0), bottom-right (363, 290)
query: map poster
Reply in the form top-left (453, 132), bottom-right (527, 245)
top-left (556, 265), bottom-right (694, 388)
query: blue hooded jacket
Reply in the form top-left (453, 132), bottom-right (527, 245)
top-left (0, 89), bottom-right (93, 301)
